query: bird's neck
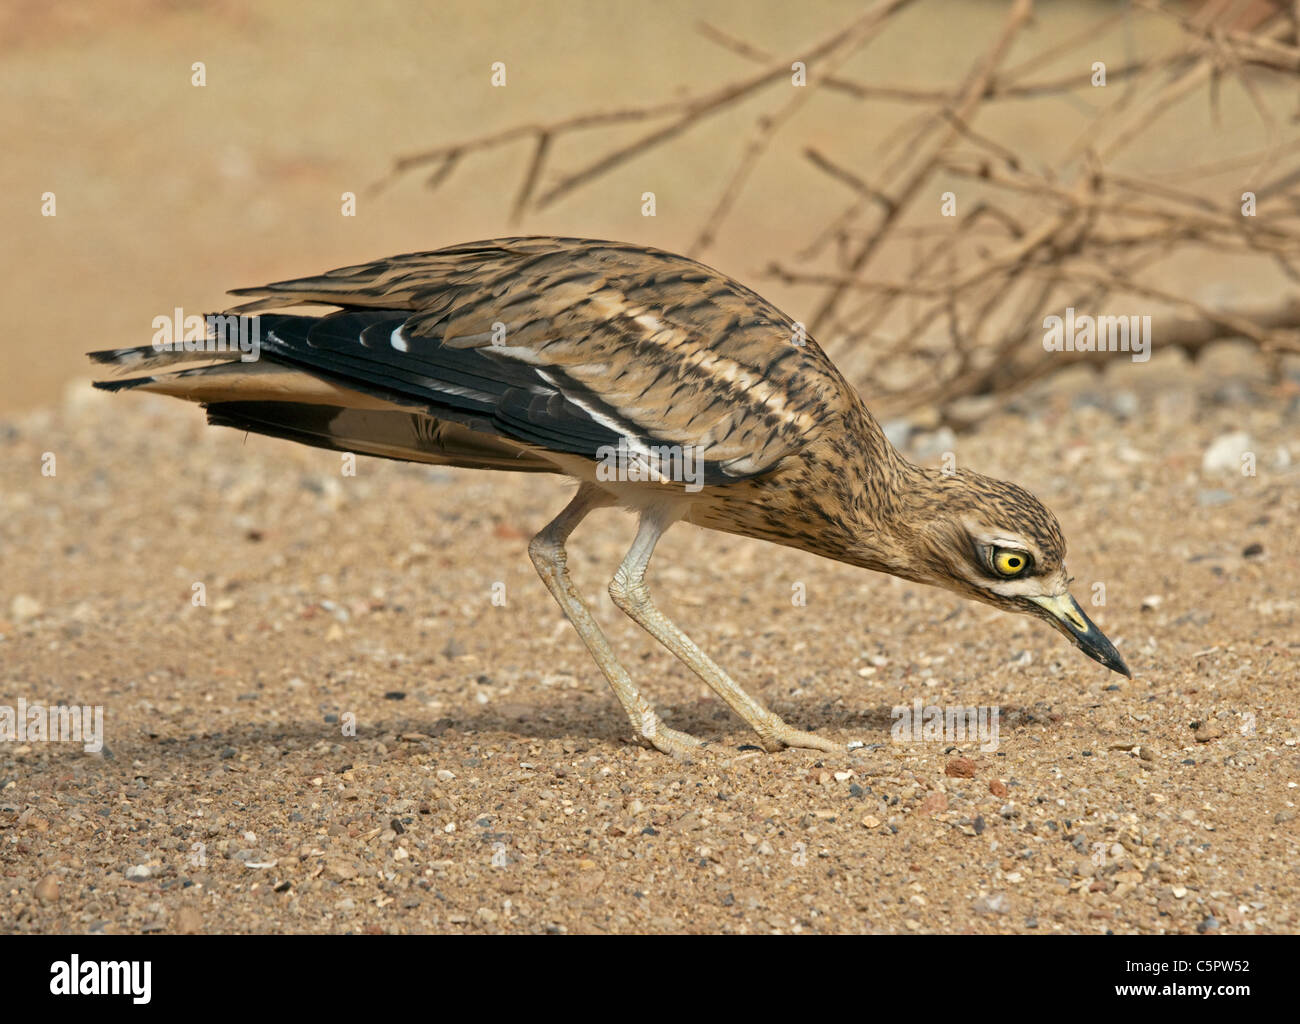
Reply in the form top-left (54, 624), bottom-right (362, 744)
top-left (819, 400), bottom-right (933, 576)
top-left (694, 396), bottom-right (930, 574)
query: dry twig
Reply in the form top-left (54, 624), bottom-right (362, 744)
top-left (381, 0), bottom-right (1300, 423)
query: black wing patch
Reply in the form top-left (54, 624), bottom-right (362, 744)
top-left (251, 311), bottom-right (755, 485)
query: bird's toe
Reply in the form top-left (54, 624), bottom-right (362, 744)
top-left (758, 721), bottom-right (841, 754)
top-left (638, 722), bottom-right (707, 761)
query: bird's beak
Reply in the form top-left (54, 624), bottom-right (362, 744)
top-left (1027, 592), bottom-right (1131, 678)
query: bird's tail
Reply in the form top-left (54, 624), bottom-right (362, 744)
top-left (88, 314), bottom-right (416, 408)
top-left (88, 318), bottom-right (556, 473)
top-left (89, 314), bottom-right (270, 399)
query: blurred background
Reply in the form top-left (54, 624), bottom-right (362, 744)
top-left (4, 0), bottom-right (1298, 416)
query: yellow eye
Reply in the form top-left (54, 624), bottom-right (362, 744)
top-left (993, 549), bottom-right (1030, 577)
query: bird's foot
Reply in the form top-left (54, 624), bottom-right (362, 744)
top-left (756, 719), bottom-right (841, 754)
top-left (635, 717), bottom-right (707, 761)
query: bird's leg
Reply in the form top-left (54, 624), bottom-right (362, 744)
top-left (528, 485), bottom-right (705, 759)
top-left (608, 508), bottom-right (841, 755)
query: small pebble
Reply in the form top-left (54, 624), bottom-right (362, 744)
top-left (1201, 431), bottom-right (1252, 474)
top-left (9, 594), bottom-right (42, 623)
top-left (945, 757), bottom-right (977, 778)
top-left (972, 893), bottom-right (1009, 915)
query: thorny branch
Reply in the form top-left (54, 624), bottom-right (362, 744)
top-left (382, 0), bottom-right (1300, 424)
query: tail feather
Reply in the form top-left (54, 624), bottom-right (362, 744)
top-left (88, 343), bottom-right (240, 385)
top-left (89, 328), bottom-right (557, 474)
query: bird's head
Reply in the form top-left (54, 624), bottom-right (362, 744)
top-left (894, 467), bottom-right (1130, 677)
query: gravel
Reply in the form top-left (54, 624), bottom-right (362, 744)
top-left (1, 344), bottom-right (1298, 933)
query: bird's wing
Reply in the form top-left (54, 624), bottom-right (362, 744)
top-left (226, 237), bottom-right (859, 481)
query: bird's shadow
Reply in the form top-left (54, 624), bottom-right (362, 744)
top-left (90, 695), bottom-right (1052, 765)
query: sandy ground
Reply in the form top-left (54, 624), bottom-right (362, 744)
top-left (3, 1), bottom-right (1298, 936)
top-left (2, 342), bottom-right (1297, 934)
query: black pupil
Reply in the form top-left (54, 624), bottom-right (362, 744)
top-left (1008, 557), bottom-right (1021, 568)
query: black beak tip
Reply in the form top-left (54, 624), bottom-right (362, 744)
top-left (1078, 632), bottom-right (1131, 678)
top-left (1025, 596), bottom-right (1133, 679)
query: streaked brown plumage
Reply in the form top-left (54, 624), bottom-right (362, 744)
top-left (91, 236), bottom-right (1129, 758)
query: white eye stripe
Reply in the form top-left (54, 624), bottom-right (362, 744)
top-left (985, 539), bottom-right (1037, 558)
top-left (978, 566), bottom-right (1071, 600)
top-left (964, 524), bottom-right (1043, 562)
top-left (986, 576), bottom-right (1045, 597)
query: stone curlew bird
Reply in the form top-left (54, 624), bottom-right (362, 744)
top-left (91, 237), bottom-right (1129, 758)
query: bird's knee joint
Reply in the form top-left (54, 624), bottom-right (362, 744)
top-left (608, 572), bottom-right (647, 610)
top-left (528, 535), bottom-right (563, 572)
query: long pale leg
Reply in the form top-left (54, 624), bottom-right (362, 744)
top-left (608, 507), bottom-right (840, 754)
top-left (529, 485), bottom-right (706, 759)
